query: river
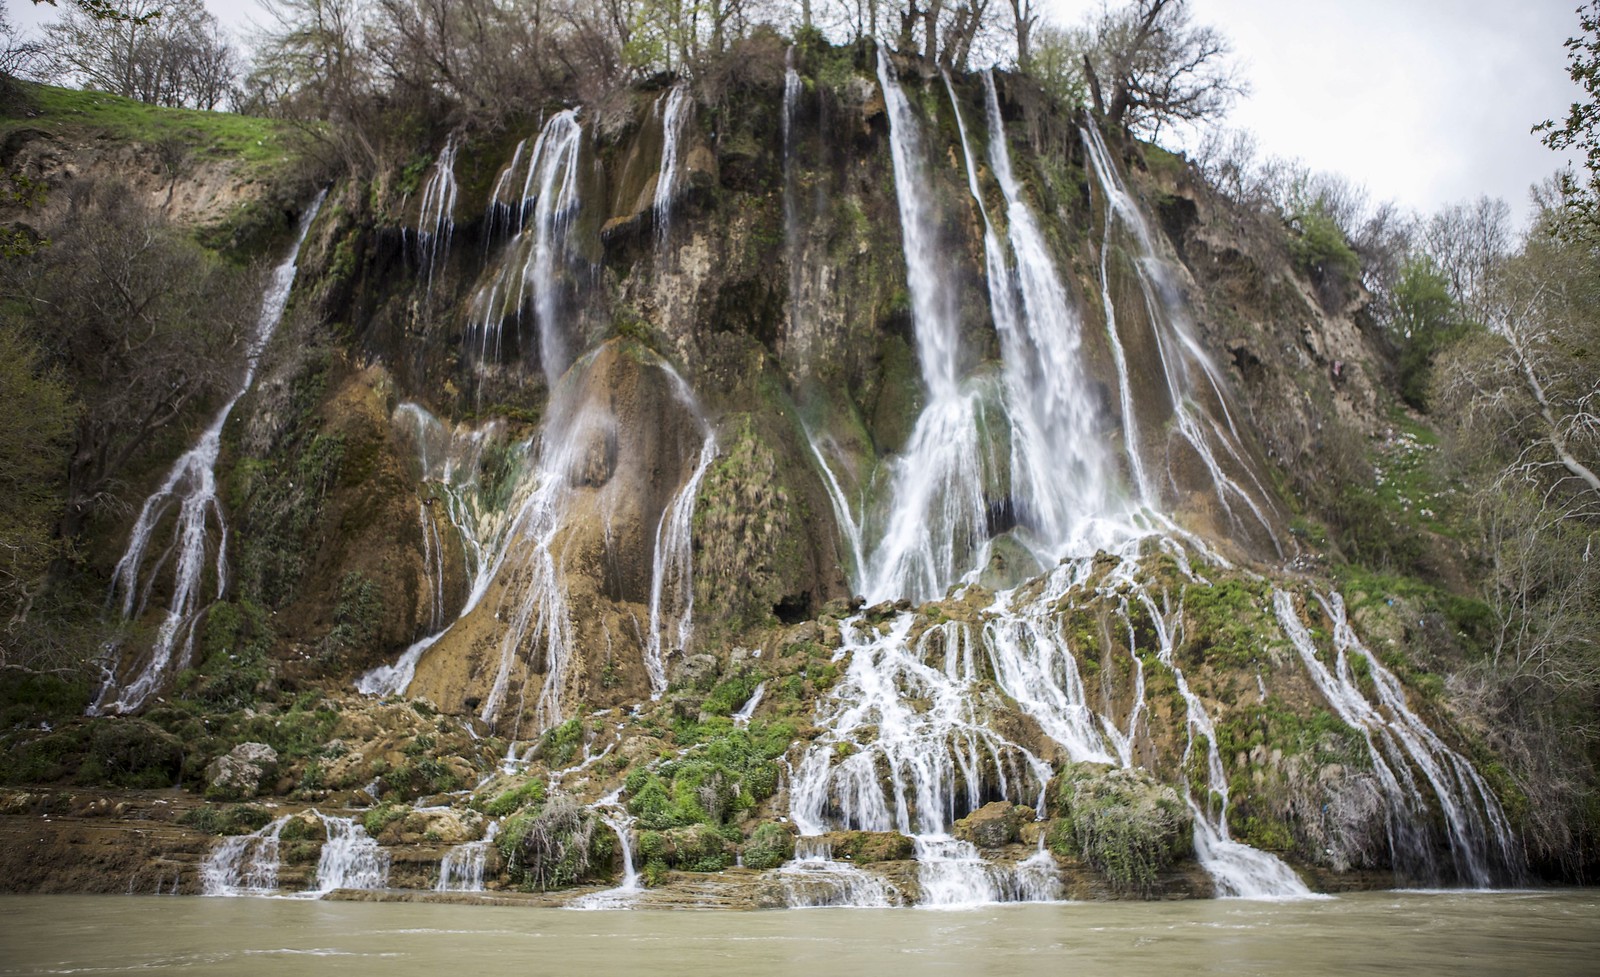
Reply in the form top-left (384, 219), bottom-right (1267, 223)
top-left (1, 891), bottom-right (1596, 976)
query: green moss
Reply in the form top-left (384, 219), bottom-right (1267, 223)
top-left (179, 804), bottom-right (274, 835)
top-left (741, 821), bottom-right (794, 870)
top-left (363, 802), bottom-right (408, 837)
top-left (184, 601), bottom-right (274, 709)
top-left (624, 719), bottom-right (794, 829)
top-left (320, 571), bottom-right (385, 664)
top-left (1182, 578), bottom-right (1275, 668)
top-left (477, 779), bottom-right (546, 817)
top-left (1051, 764), bottom-right (1192, 895)
top-left (540, 718), bottom-right (585, 767)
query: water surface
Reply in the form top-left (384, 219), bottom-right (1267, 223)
top-left (1, 891), bottom-right (1595, 976)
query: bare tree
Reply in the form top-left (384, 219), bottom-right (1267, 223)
top-left (1080, 0), bottom-right (1244, 139)
top-left (40, 0), bottom-right (238, 109)
top-left (2, 183), bottom-right (259, 541)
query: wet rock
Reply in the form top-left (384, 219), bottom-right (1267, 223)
top-left (816, 830), bottom-right (914, 863)
top-left (670, 654), bottom-right (720, 692)
top-left (204, 743), bottom-right (279, 799)
top-left (954, 801), bottom-right (1023, 849)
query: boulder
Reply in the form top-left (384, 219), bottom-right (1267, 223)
top-left (204, 742), bottom-right (279, 798)
top-left (954, 801), bottom-right (1023, 849)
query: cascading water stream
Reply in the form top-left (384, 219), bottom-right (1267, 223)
top-left (411, 132), bottom-right (459, 288)
top-left (788, 612), bottom-right (1057, 905)
top-left (862, 50), bottom-right (996, 604)
top-left (437, 822), bottom-right (500, 892)
top-left (1079, 121), bottom-right (1281, 552)
top-left (356, 405), bottom-right (524, 697)
top-left (90, 192), bottom-right (326, 716)
top-left (653, 85), bottom-right (691, 246)
top-left (1273, 589), bottom-right (1522, 886)
top-left (946, 72), bottom-right (1129, 565)
top-left (570, 788), bottom-right (642, 909)
top-left (467, 111), bottom-right (583, 377)
top-left (643, 366), bottom-right (718, 698)
top-left (201, 810), bottom-right (389, 897)
top-left (1129, 587), bottom-right (1311, 897)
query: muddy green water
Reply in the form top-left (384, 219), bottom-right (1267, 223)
top-left (1, 892), bottom-right (1596, 976)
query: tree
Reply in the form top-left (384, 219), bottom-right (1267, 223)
top-left (0, 321), bottom-right (74, 644)
top-left (1536, 0), bottom-right (1600, 240)
top-left (40, 0), bottom-right (238, 109)
top-left (1387, 257), bottom-right (1465, 411)
top-left (2, 183), bottom-right (259, 542)
top-left (1080, 0), bottom-right (1244, 139)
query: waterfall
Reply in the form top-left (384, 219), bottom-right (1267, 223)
top-left (570, 789), bottom-right (641, 909)
top-left (356, 404), bottom-right (523, 697)
top-left (1273, 590), bottom-right (1523, 886)
top-left (90, 191), bottom-right (326, 716)
top-left (977, 72), bottom-right (1127, 557)
top-left (1079, 121), bottom-right (1281, 553)
top-left (467, 110), bottom-right (584, 378)
top-left (643, 366), bottom-right (718, 698)
top-left (473, 369), bottom-right (604, 731)
top-left (411, 131), bottom-right (459, 287)
top-left (201, 816), bottom-right (288, 896)
top-left (862, 50), bottom-right (996, 604)
top-left (1128, 588), bottom-right (1311, 897)
top-left (437, 822), bottom-right (500, 892)
top-left (777, 838), bottom-right (899, 908)
top-left (201, 810), bottom-right (388, 896)
top-left (732, 681), bottom-right (766, 726)
top-left (653, 85), bottom-right (692, 245)
top-left (313, 814), bottom-right (391, 893)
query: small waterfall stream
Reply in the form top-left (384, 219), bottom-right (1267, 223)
top-left (410, 131), bottom-right (459, 287)
top-left (644, 366), bottom-right (718, 698)
top-left (90, 192), bottom-right (326, 716)
top-left (653, 85), bottom-right (692, 245)
top-left (467, 110), bottom-right (584, 375)
top-left (437, 822), bottom-right (500, 892)
top-left (201, 811), bottom-right (389, 897)
top-left (1273, 590), bottom-right (1522, 885)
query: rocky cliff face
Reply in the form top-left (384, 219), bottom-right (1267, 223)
top-left (3, 44), bottom-right (1540, 903)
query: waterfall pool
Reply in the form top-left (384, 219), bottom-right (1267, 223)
top-left (1, 891), bottom-right (1594, 976)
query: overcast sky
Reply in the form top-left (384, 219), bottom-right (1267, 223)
top-left (8, 0), bottom-right (1586, 224)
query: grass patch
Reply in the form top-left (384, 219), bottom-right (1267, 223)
top-left (4, 82), bottom-right (301, 174)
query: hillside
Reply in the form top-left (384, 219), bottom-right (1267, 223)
top-left (0, 42), bottom-right (1589, 903)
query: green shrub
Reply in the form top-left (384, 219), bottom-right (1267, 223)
top-left (363, 802), bottom-right (407, 837)
top-left (1051, 764), bottom-right (1192, 895)
top-left (478, 779), bottom-right (546, 817)
top-left (180, 804), bottom-right (274, 835)
top-left (741, 821), bottom-right (794, 870)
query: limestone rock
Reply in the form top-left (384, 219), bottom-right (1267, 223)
top-left (204, 743), bottom-right (279, 798)
top-left (954, 801), bottom-right (1023, 849)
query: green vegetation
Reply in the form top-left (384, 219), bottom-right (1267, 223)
top-left (477, 779), bottom-right (546, 817)
top-left (362, 802), bottom-right (408, 838)
top-left (2, 83), bottom-right (300, 173)
top-left (740, 821), bottom-right (795, 870)
top-left (539, 718), bottom-right (586, 767)
top-left (499, 798), bottom-right (613, 891)
top-left (1288, 202), bottom-right (1361, 306)
top-left (1050, 764), bottom-right (1192, 895)
top-left (181, 601), bottom-right (274, 709)
top-left (1182, 578), bottom-right (1274, 668)
top-left (625, 719), bottom-right (793, 830)
top-left (180, 804), bottom-right (275, 836)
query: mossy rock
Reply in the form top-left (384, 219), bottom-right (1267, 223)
top-left (1050, 763), bottom-right (1192, 895)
